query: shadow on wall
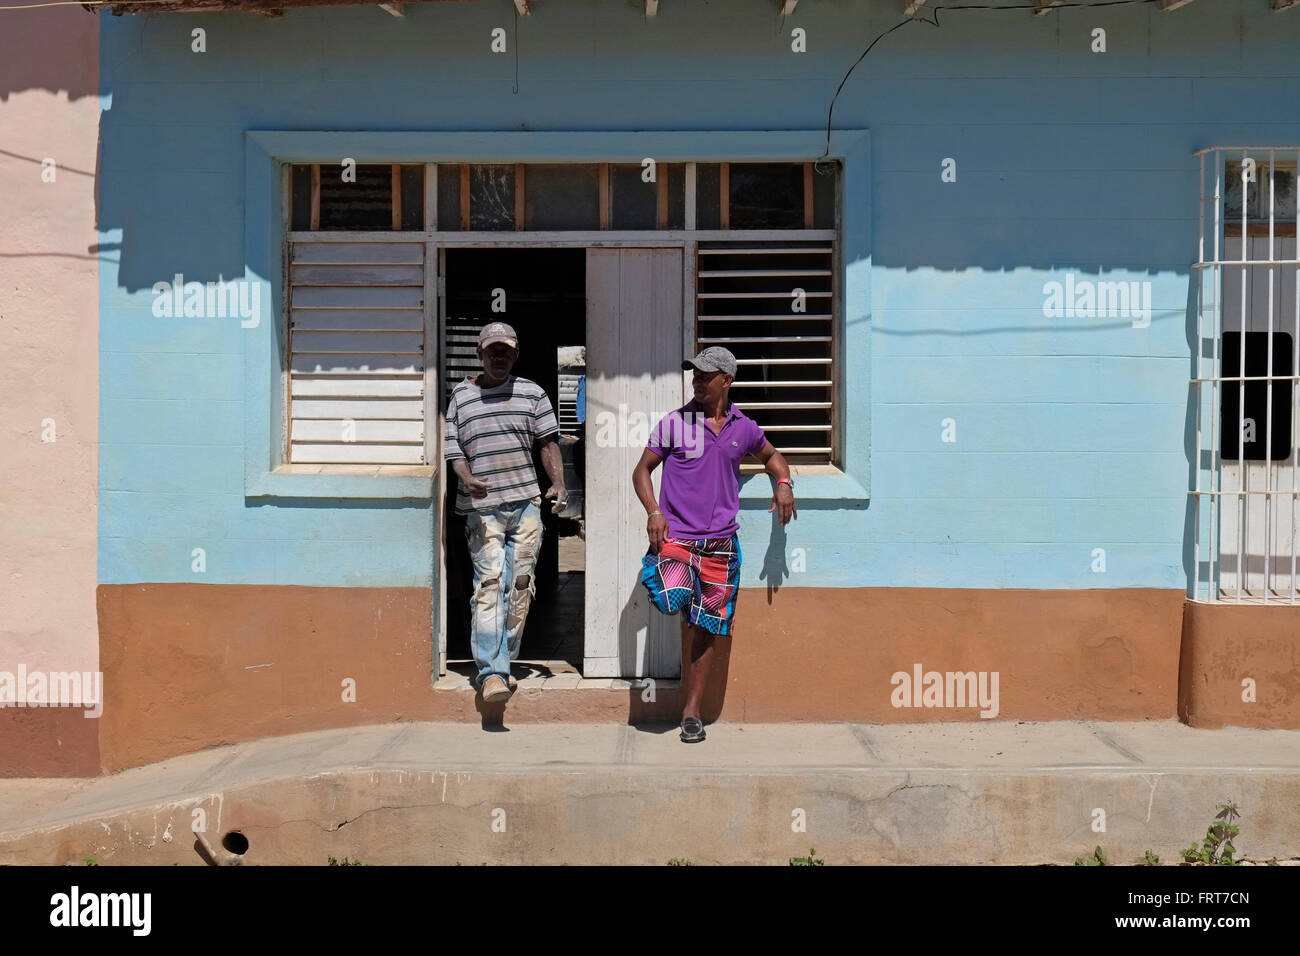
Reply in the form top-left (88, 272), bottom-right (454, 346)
top-left (741, 487), bottom-right (871, 601)
top-left (0, 7), bottom-right (102, 264)
top-left (0, 7), bottom-right (98, 103)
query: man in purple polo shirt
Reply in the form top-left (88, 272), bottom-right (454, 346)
top-left (632, 346), bottom-right (797, 743)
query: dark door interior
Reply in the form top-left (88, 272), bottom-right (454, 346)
top-left (442, 248), bottom-right (587, 673)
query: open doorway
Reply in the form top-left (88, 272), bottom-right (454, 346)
top-left (442, 248), bottom-right (587, 679)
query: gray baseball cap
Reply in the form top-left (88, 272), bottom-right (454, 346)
top-left (478, 321), bottom-right (519, 349)
top-left (683, 346), bottom-right (737, 378)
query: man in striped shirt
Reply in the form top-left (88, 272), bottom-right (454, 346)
top-left (445, 321), bottom-right (567, 705)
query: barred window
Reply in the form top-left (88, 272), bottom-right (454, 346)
top-left (1192, 148), bottom-right (1300, 602)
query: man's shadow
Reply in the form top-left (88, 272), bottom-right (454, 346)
top-left (757, 510), bottom-right (791, 604)
top-left (744, 479), bottom-right (870, 601)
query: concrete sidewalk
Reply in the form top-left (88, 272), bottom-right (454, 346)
top-left (3, 720), bottom-right (1300, 865)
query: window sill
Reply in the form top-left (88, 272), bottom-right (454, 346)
top-left (245, 464), bottom-right (437, 500)
top-left (738, 463), bottom-right (868, 503)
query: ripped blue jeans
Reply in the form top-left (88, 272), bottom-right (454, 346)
top-left (464, 496), bottom-right (544, 685)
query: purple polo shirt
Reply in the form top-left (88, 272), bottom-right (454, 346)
top-left (646, 399), bottom-right (769, 539)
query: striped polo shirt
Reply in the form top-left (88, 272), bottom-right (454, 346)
top-left (444, 375), bottom-right (560, 515)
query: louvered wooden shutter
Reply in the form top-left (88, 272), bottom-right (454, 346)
top-left (288, 240), bottom-right (428, 464)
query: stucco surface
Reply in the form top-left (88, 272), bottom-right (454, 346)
top-left (0, 10), bottom-right (101, 776)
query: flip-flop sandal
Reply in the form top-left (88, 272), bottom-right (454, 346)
top-left (680, 716), bottom-right (706, 743)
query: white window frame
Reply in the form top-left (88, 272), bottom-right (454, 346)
top-left (242, 129), bottom-right (871, 504)
top-left (281, 161), bottom-right (843, 475)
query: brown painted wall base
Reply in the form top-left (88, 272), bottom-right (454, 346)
top-left (1179, 601), bottom-right (1300, 729)
top-left (717, 586), bottom-right (1184, 724)
top-left (72, 583), bottom-right (1190, 774)
top-left (96, 583), bottom-right (436, 773)
top-left (0, 706), bottom-right (101, 778)
top-left (3, 584), bottom-right (1288, 777)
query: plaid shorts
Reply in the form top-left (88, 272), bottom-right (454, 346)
top-left (639, 534), bottom-right (742, 636)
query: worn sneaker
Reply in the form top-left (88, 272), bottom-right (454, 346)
top-left (482, 675), bottom-right (511, 703)
top-left (507, 675), bottom-right (518, 694)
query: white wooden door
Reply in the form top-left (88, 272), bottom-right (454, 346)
top-left (1219, 236), bottom-right (1300, 597)
top-left (584, 248), bottom-right (685, 679)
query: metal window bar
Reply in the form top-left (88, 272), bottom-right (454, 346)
top-left (696, 241), bottom-right (837, 461)
top-left (1191, 147), bottom-right (1300, 603)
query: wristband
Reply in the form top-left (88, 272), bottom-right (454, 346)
top-left (648, 509), bottom-right (662, 517)
top-left (777, 477), bottom-right (794, 490)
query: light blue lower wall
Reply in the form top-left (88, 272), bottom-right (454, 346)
top-left (97, 0), bottom-right (1300, 590)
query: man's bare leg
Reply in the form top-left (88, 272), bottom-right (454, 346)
top-left (681, 619), bottom-right (717, 721)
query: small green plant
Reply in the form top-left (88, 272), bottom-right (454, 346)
top-left (1181, 802), bottom-right (1241, 866)
top-left (327, 855), bottom-right (367, 866)
top-left (1074, 846), bottom-right (1108, 866)
top-left (1137, 850), bottom-right (1161, 866)
top-left (666, 857), bottom-right (694, 866)
top-left (83, 855), bottom-right (97, 866)
top-left (789, 848), bottom-right (824, 866)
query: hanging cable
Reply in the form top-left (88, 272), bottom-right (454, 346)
top-left (821, 0), bottom-right (1163, 159)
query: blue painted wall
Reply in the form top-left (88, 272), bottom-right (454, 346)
top-left (97, 0), bottom-right (1300, 590)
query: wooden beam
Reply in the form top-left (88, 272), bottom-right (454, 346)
top-left (282, 164), bottom-right (293, 235)
top-left (391, 164), bottom-right (401, 231)
top-left (684, 162), bottom-right (696, 231)
top-left (803, 162), bottom-right (814, 228)
top-left (459, 164), bottom-right (470, 231)
top-left (309, 163), bottom-right (320, 230)
top-left (781, 0), bottom-right (798, 15)
top-left (657, 167), bottom-right (669, 230)
top-left (598, 163), bottom-right (610, 230)
top-left (514, 163), bottom-right (525, 231)
top-left (902, 0), bottom-right (925, 15)
top-left (513, 0), bottom-right (529, 15)
top-left (1034, 0), bottom-right (1062, 14)
top-left (112, 0), bottom-right (476, 12)
top-left (378, 2), bottom-right (404, 15)
top-left (1161, 0), bottom-right (1197, 10)
top-left (645, 0), bottom-right (658, 15)
top-left (424, 163), bottom-right (437, 231)
top-left (719, 163), bottom-right (729, 230)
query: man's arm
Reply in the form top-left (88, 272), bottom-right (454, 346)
top-left (632, 447), bottom-right (668, 554)
top-left (451, 458), bottom-right (489, 497)
top-left (445, 392), bottom-right (488, 498)
top-left (538, 435), bottom-right (566, 512)
top-left (531, 387), bottom-right (567, 512)
top-left (755, 441), bottom-right (797, 526)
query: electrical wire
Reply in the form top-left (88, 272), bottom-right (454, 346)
top-left (821, 0), bottom-right (1164, 159)
top-left (0, 0), bottom-right (183, 8)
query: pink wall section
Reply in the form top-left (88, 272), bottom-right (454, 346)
top-left (0, 9), bottom-right (101, 775)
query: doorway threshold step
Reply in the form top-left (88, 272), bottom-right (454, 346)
top-left (434, 671), bottom-right (680, 693)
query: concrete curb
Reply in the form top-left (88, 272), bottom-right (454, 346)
top-left (3, 720), bottom-right (1299, 865)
